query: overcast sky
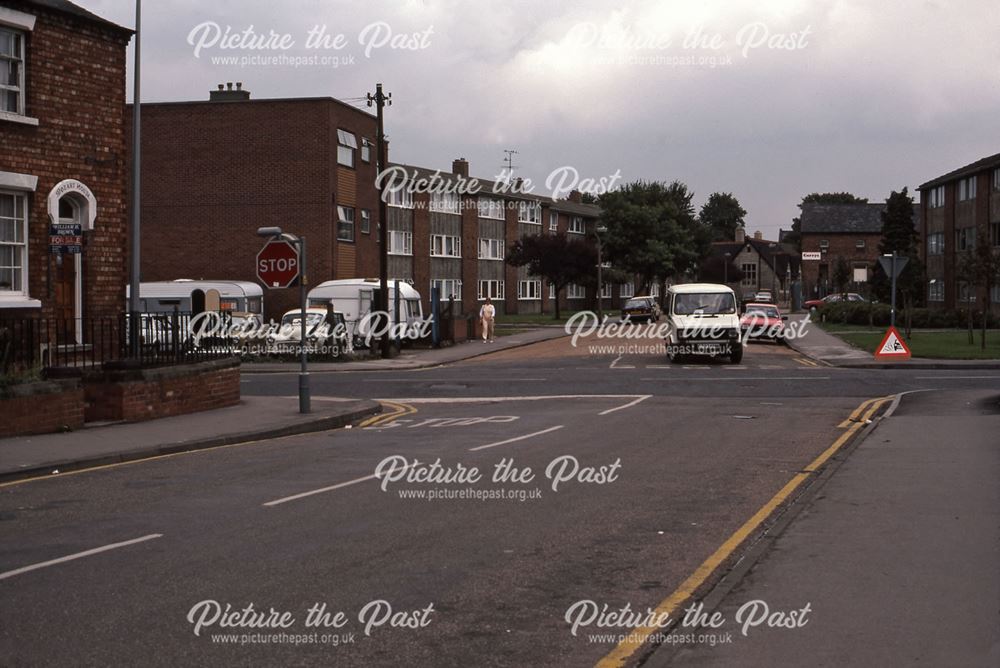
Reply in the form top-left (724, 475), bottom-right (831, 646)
top-left (83, 0), bottom-right (1000, 239)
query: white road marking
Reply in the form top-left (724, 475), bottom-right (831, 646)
top-left (646, 365), bottom-right (673, 369)
top-left (640, 376), bottom-right (830, 382)
top-left (609, 355), bottom-right (636, 370)
top-left (0, 534), bottom-right (163, 581)
top-left (599, 395), bottom-right (653, 415)
top-left (362, 378), bottom-right (548, 382)
top-left (914, 375), bottom-right (1000, 380)
top-left (263, 461), bottom-right (418, 507)
top-left (381, 394), bottom-right (649, 404)
top-left (469, 426), bottom-right (565, 452)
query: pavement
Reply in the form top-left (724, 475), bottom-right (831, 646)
top-left (650, 388), bottom-right (1000, 668)
top-left (785, 313), bottom-right (1000, 369)
top-left (0, 396), bottom-right (379, 483)
top-left (243, 327), bottom-right (568, 373)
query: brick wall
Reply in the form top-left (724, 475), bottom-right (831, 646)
top-left (801, 233), bottom-right (881, 298)
top-left (0, 379), bottom-right (84, 438)
top-left (1, 2), bottom-right (131, 319)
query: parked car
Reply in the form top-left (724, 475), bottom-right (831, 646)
top-left (267, 307), bottom-right (348, 355)
top-left (803, 293), bottom-right (865, 311)
top-left (752, 290), bottom-right (774, 303)
top-left (740, 303), bottom-right (787, 342)
top-left (664, 283), bottom-right (743, 364)
top-left (621, 296), bottom-right (661, 323)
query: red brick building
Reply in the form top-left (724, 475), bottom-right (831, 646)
top-left (0, 0), bottom-right (132, 335)
top-left (131, 86), bottom-right (381, 320)
top-left (917, 152), bottom-right (1000, 312)
top-left (799, 203), bottom-right (893, 300)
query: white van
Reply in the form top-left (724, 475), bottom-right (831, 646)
top-left (307, 278), bottom-right (425, 347)
top-left (664, 283), bottom-right (743, 364)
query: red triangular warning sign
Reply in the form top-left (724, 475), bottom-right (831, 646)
top-left (874, 326), bottom-right (911, 359)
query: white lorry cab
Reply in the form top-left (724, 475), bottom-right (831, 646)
top-left (306, 278), bottom-right (426, 347)
top-left (664, 283), bottom-right (743, 364)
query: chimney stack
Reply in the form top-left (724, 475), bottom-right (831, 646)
top-left (753, 230), bottom-right (763, 240)
top-left (568, 190), bottom-right (583, 204)
top-left (452, 158), bottom-right (469, 178)
top-left (735, 228), bottom-right (745, 244)
top-left (210, 82), bottom-right (251, 102)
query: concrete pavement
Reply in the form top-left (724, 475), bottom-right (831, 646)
top-left (0, 396), bottom-right (379, 483)
top-left (650, 389), bottom-right (1000, 667)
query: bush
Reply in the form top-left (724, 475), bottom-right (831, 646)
top-left (819, 303), bottom-right (999, 328)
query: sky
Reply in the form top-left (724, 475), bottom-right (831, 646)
top-left (82, 0), bottom-right (1000, 240)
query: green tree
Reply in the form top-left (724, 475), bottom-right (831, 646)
top-left (786, 192), bottom-right (869, 251)
top-left (506, 232), bottom-right (596, 319)
top-left (597, 180), bottom-right (711, 292)
top-left (833, 256), bottom-right (852, 296)
top-left (699, 192), bottom-right (747, 242)
top-left (871, 188), bottom-right (925, 337)
top-left (698, 254), bottom-right (744, 284)
top-left (958, 241), bottom-right (1000, 349)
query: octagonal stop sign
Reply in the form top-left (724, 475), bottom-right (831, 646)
top-left (256, 239), bottom-right (300, 288)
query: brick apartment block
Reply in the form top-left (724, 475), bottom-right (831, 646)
top-left (0, 0), bottom-right (132, 325)
top-left (918, 152), bottom-right (1000, 312)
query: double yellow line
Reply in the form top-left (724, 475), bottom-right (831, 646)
top-left (794, 356), bottom-right (821, 367)
top-left (359, 400), bottom-right (417, 428)
top-left (595, 394), bottom-right (892, 668)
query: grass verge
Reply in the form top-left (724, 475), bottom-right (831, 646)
top-left (818, 323), bottom-right (1000, 359)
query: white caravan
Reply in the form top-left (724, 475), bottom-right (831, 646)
top-left (306, 278), bottom-right (425, 348)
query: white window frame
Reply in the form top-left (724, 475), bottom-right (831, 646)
top-left (360, 138), bottom-right (372, 163)
top-left (518, 200), bottom-right (541, 224)
top-left (549, 284), bottom-right (556, 299)
top-left (336, 129), bottom-right (358, 168)
top-left (430, 191), bottom-right (461, 215)
top-left (568, 217), bottom-right (586, 235)
top-left (620, 282), bottom-right (634, 298)
top-left (477, 280), bottom-right (505, 301)
top-left (958, 176), bottom-right (976, 202)
top-left (478, 237), bottom-right (505, 260)
top-left (388, 230), bottom-right (413, 256)
top-left (385, 186), bottom-right (413, 209)
top-left (0, 24), bottom-right (27, 118)
top-left (649, 283), bottom-right (659, 298)
top-left (478, 198), bottom-right (505, 220)
top-left (431, 278), bottom-right (462, 303)
top-left (928, 185), bottom-right (945, 209)
top-left (927, 232), bottom-right (944, 255)
top-left (741, 263), bottom-right (757, 287)
top-left (430, 234), bottom-right (461, 258)
top-left (336, 205), bottom-right (355, 242)
top-left (928, 279), bottom-right (944, 302)
top-left (566, 283), bottom-right (586, 299)
top-left (549, 211), bottom-right (558, 232)
top-left (599, 283), bottom-right (612, 299)
top-left (993, 168), bottom-right (1000, 193)
top-left (0, 189), bottom-right (28, 299)
top-left (955, 226), bottom-right (975, 252)
top-left (819, 239), bottom-right (829, 250)
top-left (518, 279), bottom-right (541, 300)
top-left (360, 208), bottom-right (371, 235)
top-left (855, 239), bottom-right (866, 249)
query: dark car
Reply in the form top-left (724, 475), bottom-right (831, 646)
top-left (803, 292), bottom-right (865, 311)
top-left (621, 296), bottom-right (661, 323)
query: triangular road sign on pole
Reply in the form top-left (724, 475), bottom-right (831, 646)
top-left (874, 326), bottom-right (911, 359)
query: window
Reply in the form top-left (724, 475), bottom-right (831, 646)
top-left (620, 282), bottom-right (634, 298)
top-left (927, 232), bottom-right (944, 255)
top-left (360, 209), bottom-right (371, 235)
top-left (992, 284), bottom-right (1000, 304)
top-left (819, 239), bottom-right (829, 250)
top-left (0, 191), bottom-right (27, 295)
top-left (991, 222), bottom-right (1000, 248)
top-left (385, 186), bottom-right (413, 209)
top-left (478, 280), bottom-right (504, 300)
top-left (478, 198), bottom-right (505, 220)
top-left (569, 217), bottom-right (585, 234)
top-left (0, 27), bottom-right (25, 116)
top-left (928, 279), bottom-right (944, 302)
top-left (958, 282), bottom-right (976, 303)
top-left (518, 201), bottom-right (541, 224)
top-left (335, 206), bottom-right (355, 242)
top-left (741, 263), bottom-right (757, 286)
top-left (518, 280), bottom-right (541, 300)
top-left (855, 239), bottom-right (866, 249)
top-left (430, 278), bottom-right (462, 303)
top-left (549, 212), bottom-right (558, 232)
top-left (649, 283), bottom-right (659, 298)
top-left (958, 176), bottom-right (976, 201)
top-left (430, 234), bottom-right (461, 258)
top-left (955, 227), bottom-right (976, 252)
top-left (388, 230), bottom-right (412, 255)
top-left (361, 139), bottom-right (372, 163)
top-left (994, 168), bottom-right (1000, 192)
top-left (852, 264), bottom-right (868, 283)
top-left (567, 284), bottom-right (586, 299)
top-left (600, 283), bottom-right (612, 298)
top-left (928, 185), bottom-right (945, 208)
top-left (479, 238), bottom-right (504, 260)
top-left (430, 191), bottom-right (461, 214)
top-left (549, 284), bottom-right (556, 299)
top-left (336, 129), bottom-right (358, 168)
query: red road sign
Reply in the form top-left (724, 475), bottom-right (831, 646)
top-left (874, 326), bottom-right (911, 359)
top-left (256, 239), bottom-right (299, 288)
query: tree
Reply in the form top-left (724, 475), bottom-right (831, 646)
top-left (699, 192), bottom-right (747, 242)
top-left (833, 256), bottom-right (852, 296)
top-left (698, 254), bottom-right (744, 284)
top-left (786, 192), bottom-right (869, 252)
top-left (597, 180), bottom-right (712, 292)
top-left (506, 232), bottom-right (596, 319)
top-left (958, 241), bottom-right (1000, 350)
top-left (870, 188), bottom-right (925, 337)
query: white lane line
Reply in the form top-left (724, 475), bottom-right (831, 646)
top-left (609, 355), bottom-right (636, 370)
top-left (382, 394), bottom-right (648, 404)
top-left (0, 534), bottom-right (163, 581)
top-left (263, 462), bottom-right (419, 507)
top-left (914, 375), bottom-right (1000, 380)
top-left (469, 426), bottom-right (565, 452)
top-left (646, 365), bottom-right (673, 369)
top-left (640, 376), bottom-right (830, 382)
top-left (363, 378), bottom-right (548, 382)
top-left (599, 395), bottom-right (652, 415)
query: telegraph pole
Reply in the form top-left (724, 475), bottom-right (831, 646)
top-left (368, 83), bottom-right (392, 358)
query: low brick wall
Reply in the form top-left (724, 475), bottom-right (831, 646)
top-left (0, 379), bottom-right (85, 438)
top-left (83, 358), bottom-right (241, 423)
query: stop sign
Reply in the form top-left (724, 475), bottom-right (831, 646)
top-left (256, 239), bottom-right (300, 288)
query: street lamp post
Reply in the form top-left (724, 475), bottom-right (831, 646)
top-left (258, 226), bottom-right (310, 414)
top-left (595, 224), bottom-right (607, 320)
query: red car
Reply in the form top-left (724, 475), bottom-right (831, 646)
top-left (803, 293), bottom-right (865, 311)
top-left (740, 303), bottom-right (786, 341)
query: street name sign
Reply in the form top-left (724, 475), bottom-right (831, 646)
top-left (874, 326), bottom-right (911, 360)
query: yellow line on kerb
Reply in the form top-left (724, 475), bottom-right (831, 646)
top-left (595, 395), bottom-right (890, 668)
top-left (836, 395), bottom-right (890, 428)
top-left (359, 400), bottom-right (417, 428)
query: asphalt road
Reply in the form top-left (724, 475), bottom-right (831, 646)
top-left (2, 338), bottom-right (998, 666)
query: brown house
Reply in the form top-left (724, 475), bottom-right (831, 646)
top-left (799, 203), bottom-right (893, 299)
top-left (917, 152), bottom-right (1000, 312)
top-left (0, 0), bottom-right (132, 334)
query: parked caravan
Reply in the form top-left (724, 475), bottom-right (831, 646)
top-left (306, 278), bottom-right (425, 347)
top-left (127, 279), bottom-right (264, 325)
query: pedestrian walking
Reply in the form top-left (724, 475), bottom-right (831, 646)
top-left (479, 297), bottom-right (496, 343)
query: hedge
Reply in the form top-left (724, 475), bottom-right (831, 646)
top-left (816, 302), bottom-right (999, 328)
